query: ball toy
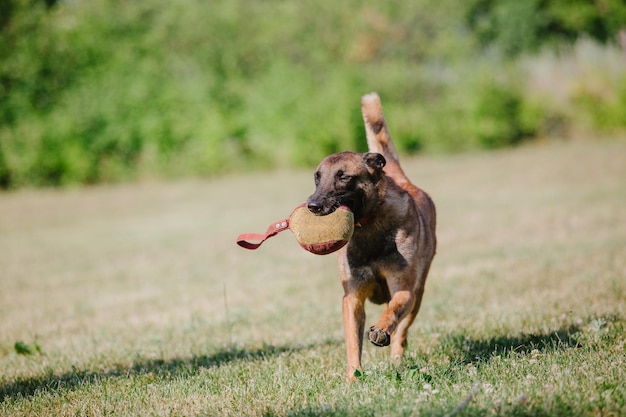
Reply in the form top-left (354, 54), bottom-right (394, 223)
top-left (289, 204), bottom-right (354, 254)
top-left (237, 203), bottom-right (354, 255)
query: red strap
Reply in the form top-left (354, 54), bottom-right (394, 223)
top-left (237, 217), bottom-right (290, 250)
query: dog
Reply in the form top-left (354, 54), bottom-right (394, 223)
top-left (307, 93), bottom-right (437, 381)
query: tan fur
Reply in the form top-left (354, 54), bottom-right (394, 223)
top-left (307, 93), bottom-right (436, 381)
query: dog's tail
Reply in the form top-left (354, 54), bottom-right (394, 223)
top-left (361, 93), bottom-right (400, 164)
top-left (362, 92), bottom-right (437, 236)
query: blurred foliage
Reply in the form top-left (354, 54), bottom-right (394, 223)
top-left (467, 0), bottom-right (626, 56)
top-left (0, 0), bottom-right (625, 188)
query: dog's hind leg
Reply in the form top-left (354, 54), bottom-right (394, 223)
top-left (388, 259), bottom-right (432, 361)
top-left (389, 285), bottom-right (425, 362)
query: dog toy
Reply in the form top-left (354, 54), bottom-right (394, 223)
top-left (237, 204), bottom-right (354, 255)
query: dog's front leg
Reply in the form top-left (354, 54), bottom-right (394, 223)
top-left (342, 291), bottom-right (366, 381)
top-left (369, 285), bottom-right (415, 348)
top-left (339, 255), bottom-right (367, 381)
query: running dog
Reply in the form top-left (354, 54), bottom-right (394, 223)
top-left (307, 93), bottom-right (437, 381)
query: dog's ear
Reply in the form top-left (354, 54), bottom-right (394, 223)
top-left (364, 152), bottom-right (386, 172)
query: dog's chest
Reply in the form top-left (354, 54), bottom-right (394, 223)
top-left (350, 215), bottom-right (413, 254)
top-left (347, 231), bottom-right (392, 264)
top-left (346, 232), bottom-right (408, 274)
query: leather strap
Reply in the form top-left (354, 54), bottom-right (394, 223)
top-left (236, 217), bottom-right (290, 250)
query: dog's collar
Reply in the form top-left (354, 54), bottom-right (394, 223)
top-left (355, 198), bottom-right (385, 227)
top-left (355, 216), bottom-right (372, 228)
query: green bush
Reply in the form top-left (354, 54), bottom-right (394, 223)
top-left (0, 0), bottom-right (624, 188)
top-left (466, 0), bottom-right (626, 56)
top-left (573, 75), bottom-right (626, 134)
top-left (520, 38), bottom-right (626, 139)
top-left (470, 77), bottom-right (539, 149)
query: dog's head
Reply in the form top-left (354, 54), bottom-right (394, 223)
top-left (307, 152), bottom-right (386, 221)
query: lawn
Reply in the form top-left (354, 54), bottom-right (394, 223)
top-left (1, 139), bottom-right (624, 416)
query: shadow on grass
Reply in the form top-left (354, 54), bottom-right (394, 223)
top-left (0, 342), bottom-right (331, 403)
top-left (0, 321), bottom-right (605, 405)
top-left (442, 323), bottom-right (583, 364)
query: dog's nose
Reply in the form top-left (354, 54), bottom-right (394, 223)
top-left (307, 201), bottom-right (323, 214)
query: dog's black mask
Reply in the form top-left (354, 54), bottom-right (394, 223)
top-left (307, 152), bottom-right (385, 221)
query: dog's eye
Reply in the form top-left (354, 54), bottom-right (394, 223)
top-left (314, 171), bottom-right (321, 184)
top-left (337, 172), bottom-right (352, 183)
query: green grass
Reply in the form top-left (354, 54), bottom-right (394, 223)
top-left (1, 140), bottom-right (625, 416)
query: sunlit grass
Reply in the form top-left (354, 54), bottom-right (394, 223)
top-left (1, 140), bottom-right (625, 416)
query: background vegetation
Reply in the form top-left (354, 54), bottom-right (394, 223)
top-left (1, 0), bottom-right (626, 188)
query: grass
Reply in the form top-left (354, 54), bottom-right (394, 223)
top-left (1, 139), bottom-right (625, 416)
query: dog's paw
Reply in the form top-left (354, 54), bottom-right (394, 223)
top-left (368, 327), bottom-right (390, 347)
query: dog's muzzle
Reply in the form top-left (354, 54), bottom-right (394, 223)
top-left (306, 199), bottom-right (324, 214)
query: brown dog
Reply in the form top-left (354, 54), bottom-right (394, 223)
top-left (307, 93), bottom-right (437, 381)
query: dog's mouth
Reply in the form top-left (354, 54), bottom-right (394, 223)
top-left (306, 193), bottom-right (362, 218)
top-left (306, 198), bottom-right (341, 216)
